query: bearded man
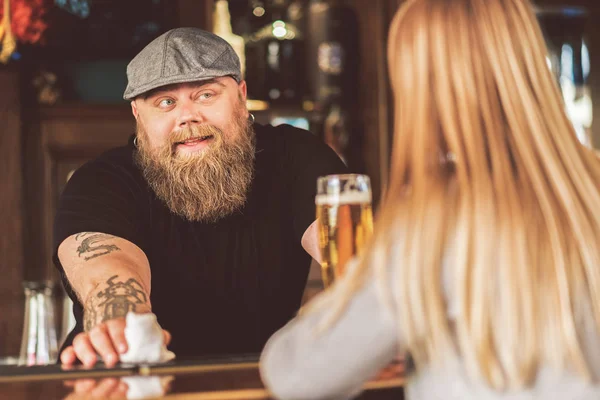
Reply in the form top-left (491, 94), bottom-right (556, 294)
top-left (54, 27), bottom-right (347, 367)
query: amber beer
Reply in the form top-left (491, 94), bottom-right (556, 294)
top-left (316, 174), bottom-right (373, 288)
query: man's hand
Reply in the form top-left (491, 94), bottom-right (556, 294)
top-left (58, 232), bottom-right (155, 368)
top-left (63, 375), bottom-right (174, 400)
top-left (61, 317), bottom-right (126, 368)
top-left (371, 356), bottom-right (405, 382)
top-left (60, 272), bottom-right (167, 368)
top-left (63, 377), bottom-right (128, 399)
top-left (60, 319), bottom-right (171, 368)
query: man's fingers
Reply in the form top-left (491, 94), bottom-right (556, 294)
top-left (66, 378), bottom-right (128, 399)
top-left (105, 319), bottom-right (128, 355)
top-left (60, 346), bottom-right (77, 366)
top-left (373, 358), bottom-right (405, 381)
top-left (163, 330), bottom-right (171, 346)
top-left (89, 324), bottom-right (119, 367)
top-left (72, 333), bottom-right (97, 367)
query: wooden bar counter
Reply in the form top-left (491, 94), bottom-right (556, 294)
top-left (0, 355), bottom-right (404, 399)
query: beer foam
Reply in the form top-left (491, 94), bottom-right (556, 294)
top-left (315, 192), bottom-right (372, 205)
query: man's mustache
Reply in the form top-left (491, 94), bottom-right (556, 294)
top-left (169, 125), bottom-right (223, 146)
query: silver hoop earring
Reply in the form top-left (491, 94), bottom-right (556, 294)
top-left (248, 113), bottom-right (255, 124)
top-left (133, 136), bottom-right (138, 148)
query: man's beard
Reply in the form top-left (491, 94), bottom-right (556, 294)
top-left (134, 109), bottom-right (255, 222)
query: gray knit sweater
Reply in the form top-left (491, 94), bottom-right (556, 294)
top-left (260, 257), bottom-right (600, 399)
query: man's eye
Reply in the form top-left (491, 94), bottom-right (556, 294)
top-left (199, 93), bottom-right (213, 100)
top-left (159, 99), bottom-right (175, 107)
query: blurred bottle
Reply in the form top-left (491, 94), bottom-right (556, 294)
top-left (307, 0), bottom-right (363, 170)
top-left (214, 0), bottom-right (246, 78)
top-left (245, 0), bottom-right (306, 104)
top-left (18, 281), bottom-right (58, 366)
top-left (306, 0), bottom-right (359, 107)
top-left (536, 6), bottom-right (593, 147)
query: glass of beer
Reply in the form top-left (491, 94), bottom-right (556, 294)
top-left (316, 174), bottom-right (373, 288)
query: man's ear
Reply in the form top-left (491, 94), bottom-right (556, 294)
top-left (238, 80), bottom-right (248, 101)
top-left (131, 100), bottom-right (139, 120)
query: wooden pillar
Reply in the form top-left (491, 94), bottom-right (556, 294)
top-left (349, 0), bottom-right (404, 203)
top-left (175, 0), bottom-right (214, 31)
top-left (0, 67), bottom-right (25, 357)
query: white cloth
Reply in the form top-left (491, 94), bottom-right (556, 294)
top-left (119, 312), bottom-right (175, 364)
top-left (121, 376), bottom-right (172, 399)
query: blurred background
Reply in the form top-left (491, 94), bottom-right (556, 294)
top-left (0, 0), bottom-right (598, 362)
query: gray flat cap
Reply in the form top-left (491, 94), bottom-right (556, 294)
top-left (123, 27), bottom-right (242, 100)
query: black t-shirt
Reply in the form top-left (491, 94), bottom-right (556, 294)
top-left (53, 123), bottom-right (347, 358)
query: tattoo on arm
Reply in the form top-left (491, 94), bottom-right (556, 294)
top-left (83, 275), bottom-right (148, 331)
top-left (83, 307), bottom-right (97, 332)
top-left (75, 232), bottom-right (121, 261)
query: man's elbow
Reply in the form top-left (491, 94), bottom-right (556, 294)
top-left (301, 221), bottom-right (321, 263)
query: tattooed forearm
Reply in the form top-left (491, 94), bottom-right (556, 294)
top-left (83, 275), bottom-right (149, 331)
top-left (83, 306), bottom-right (97, 332)
top-left (75, 232), bottom-right (121, 261)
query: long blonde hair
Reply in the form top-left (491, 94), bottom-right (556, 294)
top-left (319, 0), bottom-right (600, 390)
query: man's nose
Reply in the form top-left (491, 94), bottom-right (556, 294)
top-left (176, 102), bottom-right (205, 128)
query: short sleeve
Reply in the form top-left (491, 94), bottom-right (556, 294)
top-left (280, 125), bottom-right (349, 241)
top-left (52, 155), bottom-right (148, 261)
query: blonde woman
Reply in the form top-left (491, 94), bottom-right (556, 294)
top-left (259, 0), bottom-right (600, 398)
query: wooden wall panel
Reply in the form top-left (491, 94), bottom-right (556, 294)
top-left (24, 105), bottom-right (135, 283)
top-left (0, 68), bottom-right (25, 357)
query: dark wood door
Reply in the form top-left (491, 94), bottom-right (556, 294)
top-left (0, 68), bottom-right (26, 359)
